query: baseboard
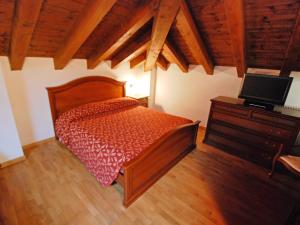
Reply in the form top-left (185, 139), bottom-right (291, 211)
top-left (22, 137), bottom-right (55, 152)
top-left (0, 155), bottom-right (26, 169)
top-left (0, 137), bottom-right (56, 169)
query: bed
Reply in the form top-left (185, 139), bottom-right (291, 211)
top-left (46, 76), bottom-right (200, 207)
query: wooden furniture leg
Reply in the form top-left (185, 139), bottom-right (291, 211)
top-left (269, 144), bottom-right (284, 177)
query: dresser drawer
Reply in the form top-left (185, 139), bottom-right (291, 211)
top-left (206, 132), bottom-right (273, 166)
top-left (211, 111), bottom-right (293, 139)
top-left (213, 103), bottom-right (249, 117)
top-left (251, 112), bottom-right (297, 128)
top-left (210, 123), bottom-right (281, 151)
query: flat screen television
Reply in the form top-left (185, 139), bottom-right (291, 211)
top-left (239, 74), bottom-right (293, 110)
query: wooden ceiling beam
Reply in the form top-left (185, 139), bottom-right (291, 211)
top-left (130, 51), bottom-right (170, 71)
top-left (144, 0), bottom-right (181, 71)
top-left (87, 1), bottom-right (157, 69)
top-left (111, 32), bottom-right (151, 69)
top-left (280, 9), bottom-right (300, 77)
top-left (53, 0), bottom-right (116, 69)
top-left (156, 54), bottom-right (170, 71)
top-left (175, 1), bottom-right (214, 75)
top-left (130, 52), bottom-right (146, 69)
top-left (9, 0), bottom-right (43, 70)
top-left (163, 40), bottom-right (189, 73)
top-left (224, 0), bottom-right (247, 78)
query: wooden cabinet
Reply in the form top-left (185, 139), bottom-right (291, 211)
top-left (204, 96), bottom-right (300, 168)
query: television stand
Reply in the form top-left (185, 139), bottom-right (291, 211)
top-left (244, 100), bottom-right (274, 111)
top-left (204, 96), bottom-right (300, 168)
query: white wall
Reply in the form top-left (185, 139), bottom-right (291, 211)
top-left (0, 63), bottom-right (23, 163)
top-left (154, 65), bottom-right (243, 126)
top-left (1, 54), bottom-right (299, 147)
top-left (154, 65), bottom-right (300, 127)
top-left (285, 71), bottom-right (300, 108)
top-left (0, 57), bottom-right (151, 145)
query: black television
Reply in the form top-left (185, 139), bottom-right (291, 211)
top-left (239, 74), bottom-right (293, 110)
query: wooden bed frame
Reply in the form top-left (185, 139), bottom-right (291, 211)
top-left (46, 76), bottom-right (200, 207)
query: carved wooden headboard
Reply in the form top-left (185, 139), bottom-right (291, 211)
top-left (46, 76), bottom-right (126, 134)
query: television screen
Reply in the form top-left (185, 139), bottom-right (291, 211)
top-left (239, 74), bottom-right (293, 105)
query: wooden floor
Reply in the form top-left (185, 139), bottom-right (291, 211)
top-left (1, 129), bottom-right (300, 225)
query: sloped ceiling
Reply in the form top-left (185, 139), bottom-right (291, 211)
top-left (0, 0), bottom-right (299, 76)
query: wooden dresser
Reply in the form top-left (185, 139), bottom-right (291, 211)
top-left (204, 96), bottom-right (300, 168)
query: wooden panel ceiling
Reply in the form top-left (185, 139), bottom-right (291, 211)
top-left (169, 25), bottom-right (196, 65)
top-left (181, 0), bottom-right (235, 66)
top-left (110, 21), bottom-right (152, 66)
top-left (245, 0), bottom-right (300, 70)
top-left (27, 0), bottom-right (88, 57)
top-left (0, 0), bottom-right (299, 76)
top-left (75, 0), bottom-right (142, 59)
top-left (0, 0), bottom-right (15, 56)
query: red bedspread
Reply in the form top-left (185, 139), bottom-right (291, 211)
top-left (55, 97), bottom-right (191, 186)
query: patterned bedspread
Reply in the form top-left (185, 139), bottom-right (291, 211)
top-left (55, 97), bottom-right (191, 186)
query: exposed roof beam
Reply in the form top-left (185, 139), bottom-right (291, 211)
top-left (111, 32), bottom-right (151, 69)
top-left (130, 51), bottom-right (170, 71)
top-left (130, 52), bottom-right (146, 69)
top-left (175, 1), bottom-right (214, 75)
top-left (156, 54), bottom-right (170, 71)
top-left (87, 1), bottom-right (157, 69)
top-left (144, 0), bottom-right (181, 71)
top-left (54, 0), bottom-right (116, 69)
top-left (9, 0), bottom-right (43, 70)
top-left (224, 0), bottom-right (247, 78)
top-left (163, 40), bottom-right (189, 73)
top-left (280, 9), bottom-right (300, 77)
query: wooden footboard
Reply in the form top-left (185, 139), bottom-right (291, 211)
top-left (120, 120), bottom-right (200, 207)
